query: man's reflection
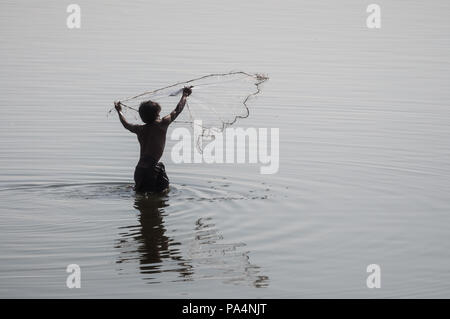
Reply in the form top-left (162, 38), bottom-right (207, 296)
top-left (115, 193), bottom-right (194, 282)
top-left (115, 193), bottom-right (268, 288)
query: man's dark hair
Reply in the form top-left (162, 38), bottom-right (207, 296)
top-left (139, 100), bottom-right (161, 124)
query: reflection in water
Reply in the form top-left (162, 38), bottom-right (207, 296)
top-left (115, 192), bottom-right (269, 288)
top-left (115, 193), bottom-right (194, 282)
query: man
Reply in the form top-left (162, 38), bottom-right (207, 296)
top-left (114, 86), bottom-right (192, 193)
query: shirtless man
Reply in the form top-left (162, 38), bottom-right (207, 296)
top-left (114, 86), bottom-right (192, 193)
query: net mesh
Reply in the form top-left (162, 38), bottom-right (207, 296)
top-left (110, 71), bottom-right (269, 150)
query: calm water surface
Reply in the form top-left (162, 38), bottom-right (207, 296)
top-left (1, 0), bottom-right (450, 298)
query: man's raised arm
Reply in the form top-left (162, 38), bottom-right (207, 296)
top-left (162, 86), bottom-right (192, 125)
top-left (115, 102), bottom-right (141, 134)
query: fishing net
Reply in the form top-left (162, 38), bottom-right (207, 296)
top-left (109, 71), bottom-right (269, 151)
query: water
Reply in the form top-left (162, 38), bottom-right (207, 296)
top-left (1, 0), bottom-right (450, 298)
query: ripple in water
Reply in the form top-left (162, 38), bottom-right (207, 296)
top-left (113, 181), bottom-right (270, 288)
top-left (0, 176), bottom-right (271, 289)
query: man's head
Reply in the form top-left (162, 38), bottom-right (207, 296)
top-left (139, 100), bottom-right (161, 124)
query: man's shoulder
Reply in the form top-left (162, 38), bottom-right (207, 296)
top-left (141, 121), bottom-right (169, 132)
top-left (155, 118), bottom-right (171, 128)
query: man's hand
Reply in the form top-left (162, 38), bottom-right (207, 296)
top-left (183, 86), bottom-right (193, 97)
top-left (114, 101), bottom-right (122, 112)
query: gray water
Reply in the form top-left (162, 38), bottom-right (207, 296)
top-left (1, 0), bottom-right (450, 298)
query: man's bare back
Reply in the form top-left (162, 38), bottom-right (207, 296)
top-left (135, 120), bottom-right (169, 168)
